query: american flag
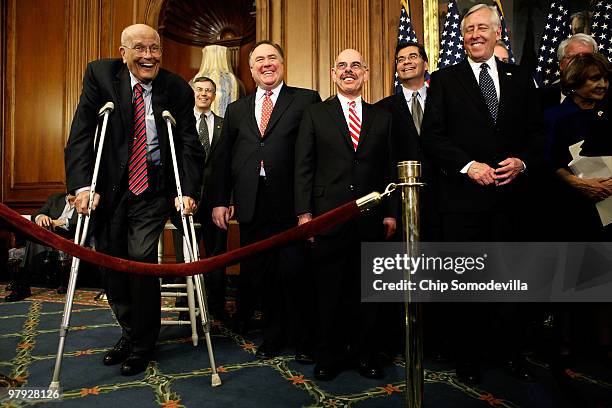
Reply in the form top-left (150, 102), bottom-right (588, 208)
top-left (494, 0), bottom-right (516, 63)
top-left (394, 0), bottom-right (419, 93)
top-left (534, 0), bottom-right (572, 87)
top-left (591, 0), bottom-right (612, 60)
top-left (437, 1), bottom-right (464, 69)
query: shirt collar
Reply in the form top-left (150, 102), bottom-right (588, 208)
top-left (194, 107), bottom-right (212, 119)
top-left (337, 93), bottom-right (362, 108)
top-left (402, 83), bottom-right (428, 102)
top-left (129, 71), bottom-right (152, 93)
top-left (467, 54), bottom-right (498, 76)
top-left (256, 82), bottom-right (284, 100)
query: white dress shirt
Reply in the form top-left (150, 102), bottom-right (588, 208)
top-left (402, 83), bottom-right (428, 114)
top-left (467, 55), bottom-right (500, 100)
top-left (336, 93), bottom-right (363, 129)
top-left (194, 108), bottom-right (215, 145)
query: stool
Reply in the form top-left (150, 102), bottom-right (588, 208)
top-left (158, 222), bottom-right (206, 346)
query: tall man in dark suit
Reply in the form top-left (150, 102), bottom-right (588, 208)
top-left (173, 76), bottom-right (227, 320)
top-left (421, 4), bottom-right (543, 383)
top-left (65, 24), bottom-right (204, 376)
top-left (211, 41), bottom-right (321, 359)
top-left (295, 49), bottom-right (396, 381)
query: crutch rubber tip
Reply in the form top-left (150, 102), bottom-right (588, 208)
top-left (49, 381), bottom-right (60, 392)
top-left (211, 374), bottom-right (222, 387)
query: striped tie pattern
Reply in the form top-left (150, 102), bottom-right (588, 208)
top-left (128, 83), bottom-right (148, 195)
top-left (348, 100), bottom-right (361, 151)
top-left (259, 90), bottom-right (273, 137)
top-left (479, 63), bottom-right (498, 123)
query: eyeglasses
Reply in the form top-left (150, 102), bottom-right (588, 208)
top-left (397, 53), bottom-right (421, 63)
top-left (195, 87), bottom-right (215, 94)
top-left (335, 61), bottom-right (365, 71)
top-left (122, 44), bottom-right (163, 56)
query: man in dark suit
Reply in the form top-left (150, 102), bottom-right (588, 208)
top-left (64, 24), bottom-right (204, 376)
top-left (421, 4), bottom-right (544, 383)
top-left (173, 76), bottom-right (227, 320)
top-left (4, 192), bottom-right (78, 302)
top-left (295, 48), bottom-right (396, 381)
top-left (211, 41), bottom-right (321, 360)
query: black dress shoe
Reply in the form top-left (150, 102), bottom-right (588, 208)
top-left (103, 338), bottom-right (130, 366)
top-left (456, 363), bottom-right (482, 384)
top-left (314, 364), bottom-right (338, 381)
top-left (506, 359), bottom-right (534, 382)
top-left (358, 360), bottom-right (385, 379)
top-left (295, 351), bottom-right (315, 365)
top-left (5, 289), bottom-right (31, 302)
top-left (6, 281), bottom-right (16, 292)
top-left (255, 342), bottom-right (281, 359)
top-left (120, 353), bottom-right (151, 376)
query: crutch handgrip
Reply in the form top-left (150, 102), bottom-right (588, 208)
top-left (162, 110), bottom-right (176, 126)
top-left (98, 101), bottom-right (115, 116)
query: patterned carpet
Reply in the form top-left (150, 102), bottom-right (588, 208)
top-left (0, 285), bottom-right (610, 408)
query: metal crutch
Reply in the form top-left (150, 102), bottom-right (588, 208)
top-left (50, 102), bottom-right (114, 391)
top-left (162, 110), bottom-right (222, 387)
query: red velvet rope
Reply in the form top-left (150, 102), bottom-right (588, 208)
top-left (0, 201), bottom-right (361, 277)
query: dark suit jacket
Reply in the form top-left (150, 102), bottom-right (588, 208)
top-left (32, 192), bottom-right (78, 239)
top-left (295, 96), bottom-right (396, 238)
top-left (374, 92), bottom-right (420, 162)
top-left (421, 59), bottom-right (544, 213)
top-left (65, 59), bottom-right (205, 214)
top-left (211, 84), bottom-right (321, 223)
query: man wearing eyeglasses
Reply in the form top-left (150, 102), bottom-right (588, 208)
top-left (295, 49), bottom-right (396, 381)
top-left (65, 23), bottom-right (204, 376)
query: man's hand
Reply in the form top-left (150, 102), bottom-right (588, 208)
top-left (175, 196), bottom-right (197, 215)
top-left (74, 190), bottom-right (100, 214)
top-left (36, 215), bottom-right (53, 228)
top-left (383, 217), bottom-right (396, 240)
top-left (576, 177), bottom-right (612, 201)
top-left (298, 213), bottom-right (314, 242)
top-left (495, 157), bottom-right (524, 186)
top-left (228, 205), bottom-right (235, 220)
top-left (467, 162), bottom-right (496, 186)
top-left (212, 206), bottom-right (231, 230)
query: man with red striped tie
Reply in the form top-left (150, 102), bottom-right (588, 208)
top-left (295, 48), bottom-right (397, 381)
top-left (65, 24), bottom-right (204, 376)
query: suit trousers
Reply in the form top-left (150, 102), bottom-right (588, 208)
top-left (95, 189), bottom-right (173, 354)
top-left (238, 176), bottom-right (310, 349)
top-left (312, 224), bottom-right (381, 367)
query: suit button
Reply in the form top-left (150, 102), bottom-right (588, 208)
top-left (260, 142), bottom-right (265, 147)
top-left (349, 185), bottom-right (354, 191)
top-left (354, 159), bottom-right (359, 165)
top-left (112, 185), bottom-right (118, 192)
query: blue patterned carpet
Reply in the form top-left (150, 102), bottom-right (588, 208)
top-left (0, 286), bottom-right (610, 407)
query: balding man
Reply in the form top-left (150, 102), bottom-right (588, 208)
top-left (295, 48), bottom-right (396, 381)
top-left (541, 33), bottom-right (598, 109)
top-left (65, 24), bottom-right (204, 376)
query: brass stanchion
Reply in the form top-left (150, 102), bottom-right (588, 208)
top-left (398, 161), bottom-right (423, 408)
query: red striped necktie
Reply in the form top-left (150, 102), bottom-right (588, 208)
top-left (128, 83), bottom-right (148, 195)
top-left (348, 100), bottom-right (361, 151)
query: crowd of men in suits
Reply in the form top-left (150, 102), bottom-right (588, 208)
top-left (56, 2), bottom-right (607, 384)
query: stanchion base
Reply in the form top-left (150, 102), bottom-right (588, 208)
top-left (211, 373), bottom-right (222, 387)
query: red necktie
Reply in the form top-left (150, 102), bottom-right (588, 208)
top-left (348, 100), bottom-right (361, 151)
top-left (259, 90), bottom-right (273, 137)
top-left (128, 83), bottom-right (148, 195)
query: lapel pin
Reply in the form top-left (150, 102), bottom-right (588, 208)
top-left (506, 72), bottom-right (512, 76)
top-left (598, 111), bottom-right (604, 117)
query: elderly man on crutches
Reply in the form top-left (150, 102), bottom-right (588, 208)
top-left (63, 23), bottom-right (204, 378)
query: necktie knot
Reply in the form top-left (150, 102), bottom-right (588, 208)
top-left (265, 90), bottom-right (273, 97)
top-left (134, 83), bottom-right (143, 97)
top-left (349, 100), bottom-right (356, 109)
top-left (480, 63), bottom-right (489, 71)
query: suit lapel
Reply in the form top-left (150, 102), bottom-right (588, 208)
top-left (393, 92), bottom-right (418, 136)
top-left (358, 101), bottom-right (374, 151)
top-left (263, 85), bottom-right (295, 138)
top-left (324, 97), bottom-right (353, 150)
top-left (113, 67), bottom-right (133, 140)
top-left (496, 60), bottom-right (512, 126)
top-left (247, 93), bottom-right (259, 138)
top-left (456, 60), bottom-right (491, 121)
top-left (208, 114), bottom-right (223, 162)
